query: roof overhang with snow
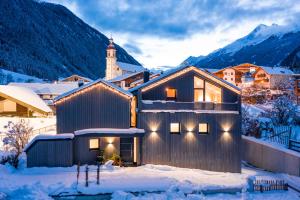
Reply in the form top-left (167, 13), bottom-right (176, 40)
top-left (129, 66), bottom-right (241, 94)
top-left (74, 128), bottom-right (145, 137)
top-left (54, 78), bottom-right (133, 104)
top-left (0, 85), bottom-right (52, 115)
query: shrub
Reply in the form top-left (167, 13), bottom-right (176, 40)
top-left (110, 153), bottom-right (121, 166)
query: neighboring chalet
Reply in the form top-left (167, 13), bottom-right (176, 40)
top-left (58, 74), bottom-right (92, 83)
top-left (25, 65), bottom-right (241, 173)
top-left (0, 85), bottom-right (52, 117)
top-left (9, 82), bottom-right (79, 111)
top-left (213, 63), bottom-right (294, 89)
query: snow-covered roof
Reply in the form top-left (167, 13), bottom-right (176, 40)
top-left (24, 133), bottom-right (74, 152)
top-left (0, 85), bottom-right (52, 114)
top-left (109, 71), bottom-right (144, 82)
top-left (54, 78), bottom-right (133, 102)
top-left (129, 65), bottom-right (241, 94)
top-left (74, 128), bottom-right (145, 136)
top-left (59, 74), bottom-right (93, 82)
top-left (117, 61), bottom-right (144, 73)
top-left (9, 82), bottom-right (78, 95)
top-left (258, 66), bottom-right (294, 75)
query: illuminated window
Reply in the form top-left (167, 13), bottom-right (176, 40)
top-left (205, 82), bottom-right (221, 103)
top-left (199, 123), bottom-right (208, 134)
top-left (89, 139), bottom-right (99, 150)
top-left (166, 88), bottom-right (176, 100)
top-left (194, 76), bottom-right (204, 102)
top-left (170, 123), bottom-right (180, 134)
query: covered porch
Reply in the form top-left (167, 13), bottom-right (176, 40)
top-left (73, 128), bottom-right (145, 166)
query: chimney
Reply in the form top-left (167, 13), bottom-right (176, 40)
top-left (143, 70), bottom-right (150, 83)
top-left (78, 79), bottom-right (84, 87)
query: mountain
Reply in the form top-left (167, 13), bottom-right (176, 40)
top-left (183, 24), bottom-right (300, 72)
top-left (0, 0), bottom-right (141, 81)
top-left (180, 56), bottom-right (204, 66)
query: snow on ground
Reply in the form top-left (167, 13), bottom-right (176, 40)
top-left (0, 157), bottom-right (299, 199)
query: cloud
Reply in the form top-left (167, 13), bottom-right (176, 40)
top-left (123, 42), bottom-right (143, 55)
top-left (43, 0), bottom-right (300, 67)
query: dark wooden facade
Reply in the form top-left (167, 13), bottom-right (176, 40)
top-left (26, 139), bottom-right (73, 167)
top-left (56, 83), bottom-right (131, 133)
top-left (135, 67), bottom-right (241, 172)
top-left (27, 66), bottom-right (241, 172)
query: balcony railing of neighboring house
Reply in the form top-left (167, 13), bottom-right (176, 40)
top-left (139, 100), bottom-right (239, 111)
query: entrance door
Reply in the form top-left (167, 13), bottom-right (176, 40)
top-left (120, 137), bottom-right (133, 164)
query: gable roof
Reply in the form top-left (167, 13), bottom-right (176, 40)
top-left (9, 82), bottom-right (78, 95)
top-left (54, 78), bottom-right (133, 104)
top-left (59, 74), bottom-right (93, 82)
top-left (0, 85), bottom-right (52, 114)
top-left (117, 61), bottom-right (145, 72)
top-left (256, 66), bottom-right (294, 75)
top-left (129, 65), bottom-right (241, 94)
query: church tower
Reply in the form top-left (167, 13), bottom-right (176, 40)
top-left (105, 37), bottom-right (118, 80)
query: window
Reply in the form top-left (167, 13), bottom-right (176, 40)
top-left (194, 77), bottom-right (204, 102)
top-left (205, 82), bottom-right (221, 103)
top-left (89, 139), bottom-right (99, 150)
top-left (166, 88), bottom-right (177, 100)
top-left (199, 123), bottom-right (208, 134)
top-left (170, 123), bottom-right (180, 134)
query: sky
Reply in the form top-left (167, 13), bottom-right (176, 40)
top-left (46, 0), bottom-right (300, 68)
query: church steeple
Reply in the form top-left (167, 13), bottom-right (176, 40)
top-left (106, 37), bottom-right (117, 80)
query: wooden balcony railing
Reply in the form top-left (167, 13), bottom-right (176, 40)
top-left (139, 100), bottom-right (239, 111)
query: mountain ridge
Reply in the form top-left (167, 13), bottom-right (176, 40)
top-left (0, 0), bottom-right (141, 80)
top-left (181, 24), bottom-right (300, 72)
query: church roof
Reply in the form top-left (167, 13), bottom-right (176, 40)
top-left (117, 61), bottom-right (145, 73)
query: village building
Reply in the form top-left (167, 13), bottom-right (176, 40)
top-left (213, 63), bottom-right (294, 89)
top-left (0, 85), bottom-right (52, 117)
top-left (25, 65), bottom-right (241, 173)
top-left (58, 74), bottom-right (92, 83)
top-left (105, 38), bottom-right (145, 81)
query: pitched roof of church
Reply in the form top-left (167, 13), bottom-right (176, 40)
top-left (116, 61), bottom-right (145, 73)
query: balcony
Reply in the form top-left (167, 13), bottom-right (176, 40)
top-left (139, 100), bottom-right (239, 111)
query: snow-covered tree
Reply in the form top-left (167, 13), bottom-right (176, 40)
top-left (241, 105), bottom-right (260, 137)
top-left (2, 120), bottom-right (33, 168)
top-left (269, 95), bottom-right (297, 125)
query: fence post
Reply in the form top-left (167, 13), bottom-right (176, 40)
top-left (76, 162), bottom-right (80, 186)
top-left (97, 163), bottom-right (100, 185)
top-left (85, 165), bottom-right (89, 187)
top-left (288, 126), bottom-right (292, 149)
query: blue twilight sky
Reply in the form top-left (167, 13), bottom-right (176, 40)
top-left (46, 0), bottom-right (300, 68)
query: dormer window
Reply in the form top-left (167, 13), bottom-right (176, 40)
top-left (166, 88), bottom-right (176, 100)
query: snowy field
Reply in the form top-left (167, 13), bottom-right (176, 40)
top-left (0, 157), bottom-right (299, 200)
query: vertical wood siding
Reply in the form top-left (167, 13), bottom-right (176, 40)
top-left (142, 71), bottom-right (239, 103)
top-left (26, 140), bottom-right (73, 167)
top-left (56, 84), bottom-right (131, 133)
top-left (138, 112), bottom-right (241, 172)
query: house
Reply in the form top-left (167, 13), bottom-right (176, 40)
top-left (105, 38), bottom-right (145, 80)
top-left (213, 63), bottom-right (294, 89)
top-left (25, 65), bottom-right (241, 173)
top-left (58, 75), bottom-right (92, 83)
top-left (0, 85), bottom-right (52, 117)
top-left (9, 82), bottom-right (80, 110)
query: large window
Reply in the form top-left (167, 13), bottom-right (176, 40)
top-left (89, 139), bottom-right (99, 150)
top-left (166, 88), bottom-right (177, 100)
top-left (205, 82), bottom-right (221, 103)
top-left (194, 77), bottom-right (204, 102)
top-left (170, 123), bottom-right (180, 134)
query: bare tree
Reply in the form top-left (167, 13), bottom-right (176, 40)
top-left (2, 120), bottom-right (33, 168)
